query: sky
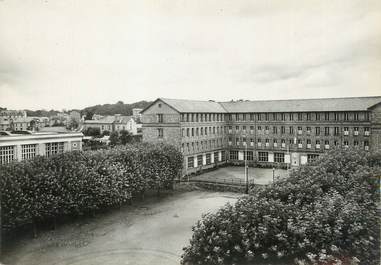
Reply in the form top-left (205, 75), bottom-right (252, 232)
top-left (0, 0), bottom-right (380, 110)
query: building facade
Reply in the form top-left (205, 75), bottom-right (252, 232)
top-left (83, 114), bottom-right (142, 135)
top-left (141, 97), bottom-right (381, 175)
top-left (0, 131), bottom-right (83, 164)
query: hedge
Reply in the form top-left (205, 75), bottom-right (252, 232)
top-left (181, 148), bottom-right (381, 265)
top-left (0, 143), bottom-right (183, 230)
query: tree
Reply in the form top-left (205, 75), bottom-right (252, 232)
top-left (83, 127), bottom-right (101, 137)
top-left (102, 130), bottom-right (110, 136)
top-left (109, 131), bottom-right (119, 146)
top-left (119, 130), bottom-right (132, 145)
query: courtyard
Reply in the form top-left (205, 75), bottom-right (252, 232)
top-left (2, 190), bottom-right (240, 265)
top-left (189, 166), bottom-right (289, 185)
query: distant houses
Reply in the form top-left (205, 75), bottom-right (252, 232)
top-left (83, 114), bottom-right (142, 135)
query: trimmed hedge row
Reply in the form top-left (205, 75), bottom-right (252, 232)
top-left (0, 143), bottom-right (183, 229)
top-left (181, 149), bottom-right (381, 265)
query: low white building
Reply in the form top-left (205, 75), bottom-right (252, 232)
top-left (0, 131), bottom-right (83, 164)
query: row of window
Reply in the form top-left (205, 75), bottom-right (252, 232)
top-left (180, 113), bottom-right (225, 123)
top-left (229, 151), bottom-right (319, 164)
top-left (182, 126), bottom-right (225, 137)
top-left (229, 137), bottom-right (369, 149)
top-left (0, 142), bottom-right (65, 164)
top-left (228, 125), bottom-right (370, 136)
top-left (187, 151), bottom-right (226, 168)
top-left (177, 111), bottom-right (371, 123)
top-left (227, 112), bottom-right (370, 122)
top-left (181, 138), bottom-right (224, 153)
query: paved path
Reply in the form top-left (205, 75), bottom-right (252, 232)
top-left (2, 191), bottom-right (240, 265)
top-left (190, 166), bottom-right (288, 185)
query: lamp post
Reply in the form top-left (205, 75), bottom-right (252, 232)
top-left (244, 137), bottom-right (249, 194)
top-left (272, 167), bottom-right (275, 183)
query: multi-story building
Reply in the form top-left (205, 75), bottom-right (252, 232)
top-left (141, 96), bottom-right (381, 175)
top-left (0, 131), bottom-right (83, 164)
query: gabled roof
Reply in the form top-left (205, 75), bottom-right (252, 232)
top-left (158, 98), bottom-right (227, 113)
top-left (220, 96), bottom-right (381, 113)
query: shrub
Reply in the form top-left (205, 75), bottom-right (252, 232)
top-left (181, 149), bottom-right (381, 265)
top-left (0, 143), bottom-right (182, 230)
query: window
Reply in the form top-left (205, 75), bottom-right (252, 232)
top-left (187, 157), bottom-right (194, 168)
top-left (273, 113), bottom-right (277, 121)
top-left (250, 114), bottom-right (254, 121)
top-left (343, 127), bottom-right (349, 135)
top-left (235, 114), bottom-right (239, 121)
top-left (206, 153), bottom-right (211, 165)
top-left (354, 113), bottom-right (359, 121)
top-left (242, 126), bottom-right (246, 133)
top-left (354, 140), bottom-right (359, 146)
top-left (307, 154), bottom-right (319, 164)
top-left (324, 113), bottom-right (329, 121)
top-left (281, 113), bottom-right (285, 121)
top-left (306, 127), bottom-right (311, 134)
top-left (258, 152), bottom-right (268, 162)
top-left (46, 142), bottom-right (64, 157)
top-left (334, 127), bottom-right (340, 136)
top-left (230, 151), bottom-right (238, 160)
top-left (0, 145), bottom-right (15, 164)
top-left (354, 127), bottom-right (359, 135)
top-left (289, 113), bottom-right (294, 121)
top-left (265, 113), bottom-right (269, 121)
top-left (257, 113), bottom-right (262, 121)
top-left (315, 127), bottom-right (320, 135)
top-left (324, 127), bottom-right (330, 136)
top-left (344, 140), bottom-right (349, 147)
top-left (235, 126), bottom-right (239, 132)
top-left (273, 126), bottom-right (278, 134)
top-left (245, 151), bottom-right (254, 161)
top-left (307, 113), bottom-right (311, 120)
top-left (250, 126), bottom-right (254, 133)
top-left (274, 153), bottom-right (284, 163)
top-left (205, 127), bottom-right (208, 135)
top-left (197, 155), bottom-right (203, 166)
top-left (236, 137), bottom-right (240, 146)
top-left (258, 126), bottom-right (262, 131)
top-left (21, 144), bottom-right (37, 161)
top-left (186, 128), bottom-right (190, 137)
top-left (297, 113), bottom-right (303, 121)
top-left (364, 127), bottom-right (370, 136)
top-left (344, 113), bottom-right (349, 121)
top-left (242, 114), bottom-right (246, 121)
top-left (289, 126), bottom-right (294, 135)
top-left (365, 112), bottom-right (370, 121)
top-left (191, 128), bottom-right (194, 137)
top-left (334, 113), bottom-right (339, 121)
top-left (221, 151), bottom-right (226, 161)
top-left (315, 113), bottom-right (320, 121)
top-left (281, 126), bottom-right (285, 134)
top-left (214, 152), bottom-right (219, 162)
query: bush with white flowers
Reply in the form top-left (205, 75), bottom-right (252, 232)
top-left (181, 149), bottom-right (380, 265)
top-left (0, 143), bottom-right (183, 230)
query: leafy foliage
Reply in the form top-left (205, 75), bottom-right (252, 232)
top-left (0, 143), bottom-right (183, 229)
top-left (81, 100), bottom-right (151, 116)
top-left (182, 149), bottom-right (381, 265)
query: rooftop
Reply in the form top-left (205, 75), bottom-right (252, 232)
top-left (147, 96), bottom-right (381, 113)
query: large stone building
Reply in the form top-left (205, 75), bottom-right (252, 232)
top-left (141, 96), bottom-right (381, 175)
top-left (0, 131), bottom-right (83, 164)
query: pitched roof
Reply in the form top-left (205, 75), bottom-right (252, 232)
top-left (220, 96), bottom-right (381, 112)
top-left (159, 98), bottom-right (227, 113)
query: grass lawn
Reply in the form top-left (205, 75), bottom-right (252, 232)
top-left (189, 166), bottom-right (289, 185)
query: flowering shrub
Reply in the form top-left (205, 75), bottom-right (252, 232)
top-left (182, 149), bottom-right (381, 265)
top-left (0, 143), bottom-right (182, 229)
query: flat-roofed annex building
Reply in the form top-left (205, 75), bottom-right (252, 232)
top-left (141, 96), bottom-right (381, 175)
top-left (0, 131), bottom-right (83, 164)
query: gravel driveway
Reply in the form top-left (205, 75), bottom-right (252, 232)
top-left (2, 190), bottom-right (241, 265)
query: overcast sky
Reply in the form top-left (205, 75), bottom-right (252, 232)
top-left (0, 0), bottom-right (380, 110)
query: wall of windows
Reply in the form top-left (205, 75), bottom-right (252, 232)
top-left (21, 144), bottom-right (37, 161)
top-left (0, 145), bottom-right (15, 164)
top-left (258, 152), bottom-right (268, 162)
top-left (45, 142), bottom-right (64, 157)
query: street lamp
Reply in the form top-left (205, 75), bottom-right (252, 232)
top-left (272, 167), bottom-right (275, 183)
top-left (244, 136), bottom-right (249, 194)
